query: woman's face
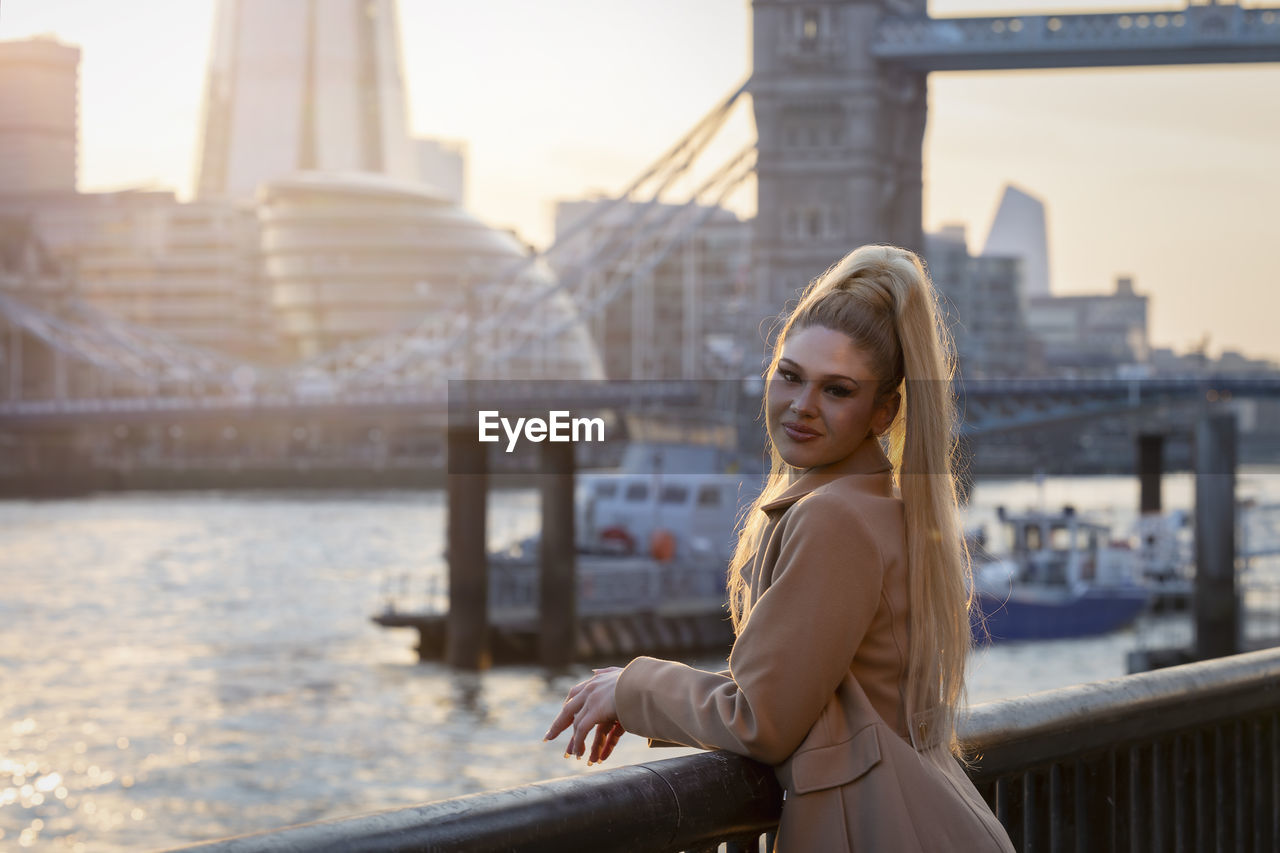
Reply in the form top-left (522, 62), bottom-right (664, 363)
top-left (766, 325), bottom-right (899, 470)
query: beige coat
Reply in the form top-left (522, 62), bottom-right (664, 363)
top-left (615, 436), bottom-right (1015, 852)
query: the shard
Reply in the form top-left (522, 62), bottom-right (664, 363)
top-left (194, 0), bottom-right (417, 200)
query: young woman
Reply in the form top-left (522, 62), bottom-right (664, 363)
top-left (545, 245), bottom-right (1015, 851)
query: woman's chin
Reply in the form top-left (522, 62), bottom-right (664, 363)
top-left (776, 441), bottom-right (822, 469)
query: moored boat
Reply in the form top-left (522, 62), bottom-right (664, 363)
top-left (490, 441), bottom-right (762, 616)
top-left (970, 506), bottom-right (1152, 642)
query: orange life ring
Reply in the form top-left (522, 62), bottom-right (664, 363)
top-left (650, 529), bottom-right (676, 563)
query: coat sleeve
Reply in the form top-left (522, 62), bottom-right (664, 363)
top-left (615, 492), bottom-right (885, 766)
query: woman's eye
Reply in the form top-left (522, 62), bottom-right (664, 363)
top-left (825, 385), bottom-right (853, 398)
top-left (777, 369), bottom-right (799, 383)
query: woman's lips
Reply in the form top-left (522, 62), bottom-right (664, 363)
top-left (782, 423), bottom-right (820, 442)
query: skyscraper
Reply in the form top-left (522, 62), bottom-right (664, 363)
top-left (925, 225), bottom-right (1038, 378)
top-left (194, 0), bottom-right (418, 200)
top-left (0, 36), bottom-right (79, 196)
top-left (981, 184), bottom-right (1052, 299)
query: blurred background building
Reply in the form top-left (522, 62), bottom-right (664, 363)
top-left (981, 185), bottom-right (1051, 300)
top-left (3, 16), bottom-right (1269, 388)
top-left (1027, 276), bottom-right (1150, 373)
top-left (0, 4), bottom-right (551, 375)
top-left (923, 184), bottom-right (1155, 380)
top-left (552, 198), bottom-right (753, 380)
top-left (924, 223), bottom-right (1039, 379)
top-left (263, 171), bottom-right (600, 378)
top-left (0, 36), bottom-right (79, 196)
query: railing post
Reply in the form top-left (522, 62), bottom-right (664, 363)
top-left (447, 423), bottom-right (489, 670)
top-left (1194, 409), bottom-right (1238, 661)
top-left (539, 439), bottom-right (576, 668)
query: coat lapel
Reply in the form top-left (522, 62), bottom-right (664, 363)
top-left (760, 436), bottom-right (894, 515)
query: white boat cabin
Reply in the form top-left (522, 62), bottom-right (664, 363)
top-left (981, 505), bottom-right (1138, 591)
top-left (574, 443), bottom-right (763, 562)
top-left (575, 472), bottom-right (758, 561)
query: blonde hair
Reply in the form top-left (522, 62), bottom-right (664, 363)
top-left (727, 244), bottom-right (973, 763)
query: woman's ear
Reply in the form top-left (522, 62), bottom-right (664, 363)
top-left (872, 390), bottom-right (901, 436)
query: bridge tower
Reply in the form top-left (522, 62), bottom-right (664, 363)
top-left (751, 0), bottom-right (1280, 321)
top-left (750, 0), bottom-right (927, 315)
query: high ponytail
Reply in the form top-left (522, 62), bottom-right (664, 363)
top-left (727, 244), bottom-right (972, 767)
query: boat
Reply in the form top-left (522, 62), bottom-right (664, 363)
top-left (1131, 509), bottom-right (1194, 612)
top-left (490, 442), bottom-right (762, 616)
top-left (969, 505), bottom-right (1152, 642)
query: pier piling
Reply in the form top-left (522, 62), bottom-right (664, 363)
top-left (1194, 410), bottom-right (1239, 661)
top-left (539, 441), bottom-right (576, 668)
top-left (446, 426), bottom-right (490, 670)
top-left (1137, 432), bottom-right (1165, 514)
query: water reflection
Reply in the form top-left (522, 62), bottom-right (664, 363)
top-left (448, 671), bottom-right (487, 718)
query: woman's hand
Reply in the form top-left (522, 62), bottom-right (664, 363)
top-left (544, 666), bottom-right (625, 765)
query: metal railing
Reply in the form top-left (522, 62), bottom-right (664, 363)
top-left (964, 645), bottom-right (1280, 852)
top-left (168, 750), bottom-right (781, 853)
top-left (169, 647), bottom-right (1280, 853)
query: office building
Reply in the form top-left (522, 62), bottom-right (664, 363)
top-left (1026, 276), bottom-right (1150, 371)
top-left (260, 172), bottom-right (601, 379)
top-left (925, 225), bottom-right (1038, 378)
top-left (0, 36), bottom-right (80, 196)
top-left (0, 190), bottom-right (275, 360)
top-left (982, 184), bottom-right (1051, 299)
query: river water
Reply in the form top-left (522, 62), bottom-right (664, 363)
top-left (4, 469), bottom-right (1279, 851)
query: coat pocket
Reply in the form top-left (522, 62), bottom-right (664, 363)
top-left (786, 724), bottom-right (882, 795)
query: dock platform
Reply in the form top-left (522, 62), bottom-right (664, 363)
top-left (373, 603), bottom-right (733, 664)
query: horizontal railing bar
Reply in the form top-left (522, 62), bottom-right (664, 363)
top-left (164, 751), bottom-right (781, 853)
top-left (964, 647), bottom-right (1280, 775)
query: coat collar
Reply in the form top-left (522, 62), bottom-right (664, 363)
top-left (759, 436), bottom-right (894, 514)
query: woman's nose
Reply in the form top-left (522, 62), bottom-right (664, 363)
top-left (791, 382), bottom-right (820, 415)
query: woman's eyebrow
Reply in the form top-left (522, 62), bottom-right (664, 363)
top-left (777, 358), bottom-right (860, 386)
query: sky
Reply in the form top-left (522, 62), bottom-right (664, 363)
top-left (1, 0), bottom-right (1277, 360)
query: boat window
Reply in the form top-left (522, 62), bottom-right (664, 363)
top-left (1050, 525), bottom-right (1072, 551)
top-left (624, 483), bottom-right (649, 502)
top-left (696, 486), bottom-right (722, 507)
top-left (660, 485), bottom-right (689, 505)
top-left (594, 482), bottom-right (618, 499)
top-left (1025, 525), bottom-right (1042, 551)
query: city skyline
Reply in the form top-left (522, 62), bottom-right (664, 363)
top-left (1, 0), bottom-right (1277, 360)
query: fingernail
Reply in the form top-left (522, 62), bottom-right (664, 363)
top-left (563, 750), bottom-right (570, 759)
